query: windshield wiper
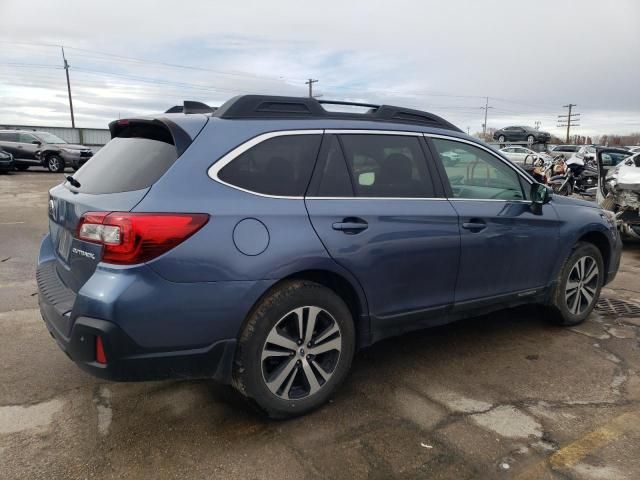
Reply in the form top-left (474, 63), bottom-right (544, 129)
top-left (65, 175), bottom-right (81, 188)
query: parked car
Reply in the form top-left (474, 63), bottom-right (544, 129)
top-left (499, 146), bottom-right (552, 165)
top-left (0, 148), bottom-right (14, 173)
top-left (573, 145), bottom-right (597, 162)
top-left (0, 129), bottom-right (93, 172)
top-left (38, 95), bottom-right (621, 418)
top-left (596, 148), bottom-right (638, 239)
top-left (549, 144), bottom-right (580, 159)
top-left (493, 126), bottom-right (551, 144)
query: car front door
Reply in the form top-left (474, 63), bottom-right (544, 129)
top-left (305, 132), bottom-right (460, 339)
top-left (427, 135), bottom-right (561, 304)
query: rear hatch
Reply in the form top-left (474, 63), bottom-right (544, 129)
top-left (48, 118), bottom-right (202, 293)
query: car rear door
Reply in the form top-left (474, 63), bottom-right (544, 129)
top-left (305, 131), bottom-right (460, 338)
top-left (17, 133), bottom-right (40, 160)
top-left (427, 135), bottom-right (561, 304)
top-left (0, 132), bottom-right (20, 158)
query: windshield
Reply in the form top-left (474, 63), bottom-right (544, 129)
top-left (35, 132), bottom-right (67, 144)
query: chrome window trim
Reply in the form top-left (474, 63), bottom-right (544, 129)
top-left (207, 129), bottom-right (323, 200)
top-left (208, 128), bottom-right (430, 200)
top-left (206, 128), bottom-right (535, 202)
top-left (324, 129), bottom-right (423, 136)
top-left (425, 133), bottom-right (534, 186)
top-left (306, 197), bottom-right (448, 201)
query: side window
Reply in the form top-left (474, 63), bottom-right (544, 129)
top-left (0, 132), bottom-right (18, 142)
top-left (217, 134), bottom-right (322, 197)
top-left (19, 133), bottom-right (37, 143)
top-left (310, 135), bottom-right (353, 197)
top-left (339, 134), bottom-right (434, 198)
top-left (431, 138), bottom-right (525, 201)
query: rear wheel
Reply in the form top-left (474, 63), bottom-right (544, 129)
top-left (547, 242), bottom-right (603, 326)
top-left (233, 280), bottom-right (355, 419)
top-left (46, 154), bottom-right (65, 173)
top-left (498, 135), bottom-right (506, 143)
top-left (527, 135), bottom-right (535, 144)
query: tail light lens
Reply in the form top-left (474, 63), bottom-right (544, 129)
top-left (77, 212), bottom-right (209, 264)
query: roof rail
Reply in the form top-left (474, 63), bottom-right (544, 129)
top-left (165, 101), bottom-right (217, 114)
top-left (213, 95), bottom-right (462, 132)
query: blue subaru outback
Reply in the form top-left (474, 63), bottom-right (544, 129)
top-left (38, 95), bottom-right (621, 418)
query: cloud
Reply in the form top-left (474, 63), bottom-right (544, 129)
top-left (0, 0), bottom-right (638, 136)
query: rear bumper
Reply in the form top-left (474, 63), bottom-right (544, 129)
top-left (40, 309), bottom-right (236, 382)
top-left (36, 254), bottom-right (265, 384)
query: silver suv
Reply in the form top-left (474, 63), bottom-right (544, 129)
top-left (0, 129), bottom-right (93, 172)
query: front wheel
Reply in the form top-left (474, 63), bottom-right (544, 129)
top-left (498, 135), bottom-right (506, 143)
top-left (547, 242), bottom-right (603, 326)
top-left (46, 154), bottom-right (65, 173)
top-left (233, 280), bottom-right (355, 419)
top-left (527, 135), bottom-right (535, 144)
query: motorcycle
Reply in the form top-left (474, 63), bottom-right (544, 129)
top-left (546, 157), bottom-right (573, 196)
top-left (566, 155), bottom-right (598, 196)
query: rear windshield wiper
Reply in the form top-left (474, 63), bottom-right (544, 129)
top-left (65, 175), bottom-right (81, 188)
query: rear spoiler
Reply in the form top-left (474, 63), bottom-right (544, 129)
top-left (108, 118), bottom-right (193, 157)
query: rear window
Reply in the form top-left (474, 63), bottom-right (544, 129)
top-left (217, 134), bottom-right (322, 197)
top-left (69, 127), bottom-right (178, 194)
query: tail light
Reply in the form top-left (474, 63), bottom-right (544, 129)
top-left (77, 212), bottom-right (209, 265)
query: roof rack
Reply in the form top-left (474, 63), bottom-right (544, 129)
top-left (165, 101), bottom-right (217, 114)
top-left (212, 95), bottom-right (462, 132)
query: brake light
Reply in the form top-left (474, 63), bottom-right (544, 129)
top-left (77, 212), bottom-right (209, 264)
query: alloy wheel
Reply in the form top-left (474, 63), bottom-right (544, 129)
top-left (565, 255), bottom-right (599, 315)
top-left (261, 306), bottom-right (342, 400)
top-left (48, 156), bottom-right (60, 171)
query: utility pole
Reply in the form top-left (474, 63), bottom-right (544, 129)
top-left (557, 104), bottom-right (580, 143)
top-left (534, 121), bottom-right (541, 130)
top-left (480, 97), bottom-right (493, 139)
top-left (61, 47), bottom-right (75, 128)
top-left (305, 78), bottom-right (318, 98)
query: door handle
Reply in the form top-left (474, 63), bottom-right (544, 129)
top-left (461, 219), bottom-right (487, 232)
top-left (332, 218), bottom-right (368, 234)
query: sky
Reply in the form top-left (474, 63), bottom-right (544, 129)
top-left (0, 0), bottom-right (639, 138)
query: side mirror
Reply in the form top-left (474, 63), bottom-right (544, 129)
top-left (31, 140), bottom-right (41, 145)
top-left (531, 183), bottom-right (551, 212)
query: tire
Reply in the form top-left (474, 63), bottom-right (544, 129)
top-left (527, 135), bottom-right (535, 144)
top-left (498, 135), bottom-right (506, 143)
top-left (46, 154), bottom-right (65, 173)
top-left (15, 165), bottom-right (29, 171)
top-left (233, 280), bottom-right (356, 419)
top-left (547, 242), bottom-right (604, 326)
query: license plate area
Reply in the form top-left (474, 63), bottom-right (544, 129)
top-left (57, 229), bottom-right (72, 261)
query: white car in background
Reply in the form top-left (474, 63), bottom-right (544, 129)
top-left (499, 146), bottom-right (551, 166)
